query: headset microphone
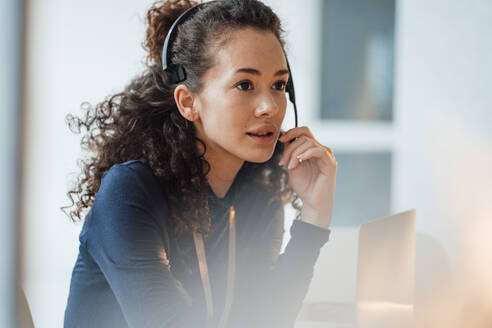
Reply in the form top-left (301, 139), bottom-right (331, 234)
top-left (161, 1), bottom-right (298, 129)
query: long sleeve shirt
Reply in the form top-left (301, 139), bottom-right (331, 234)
top-left (63, 158), bottom-right (330, 328)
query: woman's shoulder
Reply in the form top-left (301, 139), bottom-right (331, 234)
top-left (82, 158), bottom-right (170, 233)
top-left (102, 158), bottom-right (156, 188)
top-left (97, 157), bottom-right (167, 211)
top-left (103, 158), bottom-right (152, 179)
top-left (81, 158), bottom-right (173, 254)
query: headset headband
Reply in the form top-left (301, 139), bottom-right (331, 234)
top-left (161, 1), bottom-right (298, 128)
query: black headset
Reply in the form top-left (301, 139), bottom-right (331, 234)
top-left (161, 1), bottom-right (298, 128)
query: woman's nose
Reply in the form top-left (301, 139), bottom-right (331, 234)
top-left (255, 92), bottom-right (279, 118)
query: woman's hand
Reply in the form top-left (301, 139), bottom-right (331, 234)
top-left (278, 126), bottom-right (338, 229)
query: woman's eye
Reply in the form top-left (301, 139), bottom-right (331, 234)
top-left (273, 80), bottom-right (287, 91)
top-left (236, 81), bottom-right (253, 91)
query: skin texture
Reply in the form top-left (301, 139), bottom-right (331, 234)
top-left (175, 27), bottom-right (338, 229)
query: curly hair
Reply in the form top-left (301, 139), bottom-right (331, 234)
top-left (62, 0), bottom-right (302, 237)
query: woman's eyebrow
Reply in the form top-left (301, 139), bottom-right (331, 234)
top-left (234, 67), bottom-right (289, 76)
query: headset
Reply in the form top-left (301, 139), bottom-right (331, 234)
top-left (161, 1), bottom-right (298, 128)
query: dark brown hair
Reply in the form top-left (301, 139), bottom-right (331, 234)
top-left (62, 0), bottom-right (301, 236)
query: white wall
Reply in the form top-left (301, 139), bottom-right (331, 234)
top-left (1, 0), bottom-right (24, 326)
top-left (393, 0), bottom-right (492, 326)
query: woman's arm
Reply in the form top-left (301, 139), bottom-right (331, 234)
top-left (232, 200), bottom-right (330, 328)
top-left (83, 163), bottom-right (192, 328)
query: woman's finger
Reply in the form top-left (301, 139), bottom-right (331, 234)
top-left (298, 147), bottom-right (337, 175)
top-left (278, 135), bottom-right (310, 166)
top-left (324, 146), bottom-right (335, 160)
top-left (279, 126), bottom-right (315, 143)
top-left (299, 147), bottom-right (337, 165)
top-left (287, 140), bottom-right (315, 170)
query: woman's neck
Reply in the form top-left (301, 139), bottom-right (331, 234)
top-left (195, 124), bottom-right (244, 198)
top-left (205, 153), bottom-right (244, 199)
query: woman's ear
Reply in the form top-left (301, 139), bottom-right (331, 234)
top-left (174, 84), bottom-right (199, 122)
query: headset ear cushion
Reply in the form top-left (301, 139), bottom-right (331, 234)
top-left (170, 64), bottom-right (187, 83)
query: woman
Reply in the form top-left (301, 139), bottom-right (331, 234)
top-left (63, 0), bottom-right (337, 327)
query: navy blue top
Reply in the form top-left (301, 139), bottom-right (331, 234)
top-left (64, 158), bottom-right (330, 328)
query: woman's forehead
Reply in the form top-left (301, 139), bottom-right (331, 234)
top-left (208, 28), bottom-right (287, 79)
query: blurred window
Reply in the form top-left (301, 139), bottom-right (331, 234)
top-left (330, 152), bottom-right (392, 226)
top-left (318, 0), bottom-right (395, 226)
top-left (321, 0), bottom-right (395, 121)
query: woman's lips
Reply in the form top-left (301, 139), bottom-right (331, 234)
top-left (246, 132), bottom-right (275, 144)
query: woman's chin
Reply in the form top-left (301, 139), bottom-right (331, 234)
top-left (242, 150), bottom-right (275, 163)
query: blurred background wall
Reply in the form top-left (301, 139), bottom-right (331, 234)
top-left (1, 0), bottom-right (24, 327)
top-left (393, 1), bottom-right (492, 326)
top-left (15, 0), bottom-right (491, 327)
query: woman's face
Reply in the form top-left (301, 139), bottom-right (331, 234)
top-left (192, 27), bottom-right (288, 164)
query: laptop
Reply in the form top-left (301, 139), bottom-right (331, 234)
top-left (296, 209), bottom-right (416, 328)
